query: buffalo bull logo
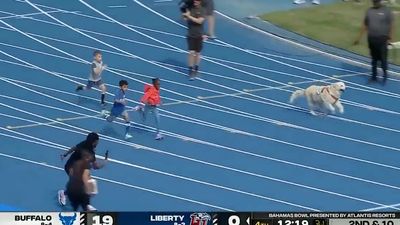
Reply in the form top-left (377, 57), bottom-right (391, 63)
top-left (190, 213), bottom-right (211, 225)
top-left (59, 213), bottom-right (77, 225)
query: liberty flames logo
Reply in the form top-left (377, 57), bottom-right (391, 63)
top-left (190, 213), bottom-right (211, 225)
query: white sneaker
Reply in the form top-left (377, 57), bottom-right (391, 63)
top-left (86, 204), bottom-right (97, 211)
top-left (133, 105), bottom-right (143, 112)
top-left (57, 190), bottom-right (66, 206)
top-left (100, 110), bottom-right (109, 118)
top-left (312, 0), bottom-right (320, 4)
top-left (155, 133), bottom-right (164, 140)
top-left (125, 133), bottom-right (133, 140)
top-left (294, 0), bottom-right (306, 4)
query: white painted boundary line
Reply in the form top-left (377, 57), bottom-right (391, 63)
top-left (2, 75), bottom-right (400, 173)
top-left (0, 105), bottom-right (321, 211)
top-left (6, 114), bottom-right (100, 129)
top-left (0, 147), bottom-right (232, 211)
top-left (0, 9), bottom-right (65, 19)
top-left (1, 15), bottom-right (400, 156)
top-left (2, 6), bottom-right (399, 98)
top-left (2, 37), bottom-right (400, 155)
top-left (0, 106), bottom-right (395, 211)
top-left (24, 1), bottom-right (400, 109)
top-left (4, 75), bottom-right (400, 179)
top-left (5, 0), bottom-right (400, 180)
top-left (129, 0), bottom-right (400, 103)
top-left (107, 5), bottom-right (127, 8)
top-left (361, 202), bottom-right (400, 212)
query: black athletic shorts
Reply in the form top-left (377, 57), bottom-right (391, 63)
top-left (66, 189), bottom-right (90, 211)
top-left (187, 36), bottom-right (203, 52)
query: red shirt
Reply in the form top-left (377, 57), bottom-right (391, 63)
top-left (140, 84), bottom-right (161, 106)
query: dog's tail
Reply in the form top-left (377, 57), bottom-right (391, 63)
top-left (290, 89), bottom-right (305, 103)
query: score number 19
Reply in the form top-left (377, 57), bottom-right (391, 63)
top-left (91, 214), bottom-right (114, 225)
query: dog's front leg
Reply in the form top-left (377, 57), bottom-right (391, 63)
top-left (324, 102), bottom-right (336, 114)
top-left (307, 100), bottom-right (318, 116)
top-left (334, 101), bottom-right (344, 114)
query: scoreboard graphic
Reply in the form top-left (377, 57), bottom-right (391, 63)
top-left (0, 212), bottom-right (398, 225)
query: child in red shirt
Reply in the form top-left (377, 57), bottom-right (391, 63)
top-left (134, 78), bottom-right (163, 140)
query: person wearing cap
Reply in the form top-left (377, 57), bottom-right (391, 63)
top-left (57, 132), bottom-right (107, 209)
top-left (354, 0), bottom-right (394, 84)
top-left (182, 0), bottom-right (206, 79)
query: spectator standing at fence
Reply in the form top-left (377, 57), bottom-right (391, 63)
top-left (354, 0), bottom-right (394, 84)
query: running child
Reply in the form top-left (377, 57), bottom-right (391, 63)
top-left (104, 80), bottom-right (133, 140)
top-left (134, 78), bottom-right (163, 140)
top-left (76, 50), bottom-right (107, 106)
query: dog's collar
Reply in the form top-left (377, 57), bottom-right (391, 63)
top-left (322, 87), bottom-right (339, 104)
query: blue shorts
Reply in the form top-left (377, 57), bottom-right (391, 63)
top-left (86, 80), bottom-right (104, 89)
top-left (111, 105), bottom-right (126, 117)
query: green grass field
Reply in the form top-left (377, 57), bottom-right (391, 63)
top-left (261, 1), bottom-right (400, 65)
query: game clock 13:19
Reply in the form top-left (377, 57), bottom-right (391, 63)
top-left (277, 219), bottom-right (310, 225)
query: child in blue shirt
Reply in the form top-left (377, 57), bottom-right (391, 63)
top-left (104, 80), bottom-right (132, 140)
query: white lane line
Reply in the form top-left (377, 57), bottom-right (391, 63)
top-left (5, 114), bottom-right (100, 129)
top-left (0, 149), bottom-right (232, 211)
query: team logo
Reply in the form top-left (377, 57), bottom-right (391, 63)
top-left (58, 213), bottom-right (77, 225)
top-left (190, 213), bottom-right (211, 225)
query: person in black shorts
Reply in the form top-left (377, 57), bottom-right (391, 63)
top-left (354, 0), bottom-right (394, 84)
top-left (182, 0), bottom-right (206, 79)
top-left (66, 149), bottom-right (94, 211)
top-left (58, 132), bottom-right (106, 209)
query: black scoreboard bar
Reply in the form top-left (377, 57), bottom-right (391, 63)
top-left (79, 212), bottom-right (400, 225)
top-left (3, 212), bottom-right (400, 225)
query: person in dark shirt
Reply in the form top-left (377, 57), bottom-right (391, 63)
top-left (182, 0), bottom-right (206, 79)
top-left (354, 0), bottom-right (394, 84)
top-left (58, 132), bottom-right (106, 209)
top-left (66, 149), bottom-right (94, 211)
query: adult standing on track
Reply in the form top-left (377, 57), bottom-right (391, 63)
top-left (182, 0), bottom-right (206, 79)
top-left (202, 0), bottom-right (216, 39)
top-left (58, 132), bottom-right (107, 210)
top-left (354, 0), bottom-right (394, 84)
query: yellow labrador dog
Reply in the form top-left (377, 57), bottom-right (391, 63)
top-left (290, 82), bottom-right (346, 115)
